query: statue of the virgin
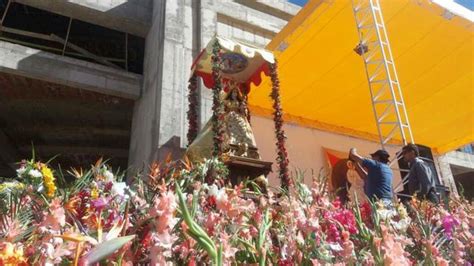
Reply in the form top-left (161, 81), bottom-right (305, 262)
top-left (186, 82), bottom-right (260, 162)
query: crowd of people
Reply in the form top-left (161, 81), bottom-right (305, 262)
top-left (348, 143), bottom-right (439, 206)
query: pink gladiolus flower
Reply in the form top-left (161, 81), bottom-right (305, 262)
top-left (40, 199), bottom-right (66, 232)
top-left (341, 231), bottom-right (354, 260)
top-left (204, 212), bottom-right (220, 236)
top-left (220, 232), bottom-right (238, 262)
top-left (380, 225), bottom-right (411, 266)
top-left (436, 257), bottom-right (449, 266)
top-left (442, 214), bottom-right (459, 239)
top-left (150, 191), bottom-right (177, 234)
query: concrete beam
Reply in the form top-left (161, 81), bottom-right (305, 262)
top-left (443, 151), bottom-right (474, 169)
top-left (209, 1), bottom-right (289, 34)
top-left (234, 0), bottom-right (300, 21)
top-left (0, 41), bottom-right (142, 100)
top-left (217, 13), bottom-right (277, 38)
top-left (14, 0), bottom-right (152, 37)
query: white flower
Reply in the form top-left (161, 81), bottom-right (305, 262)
top-left (103, 169), bottom-right (114, 182)
top-left (111, 182), bottom-right (128, 197)
top-left (208, 184), bottom-right (219, 197)
top-left (377, 209), bottom-right (397, 220)
top-left (111, 182), bottom-right (135, 199)
top-left (328, 243), bottom-right (343, 251)
top-left (29, 169), bottom-right (43, 178)
top-left (16, 166), bottom-right (27, 177)
top-left (391, 217), bottom-right (411, 232)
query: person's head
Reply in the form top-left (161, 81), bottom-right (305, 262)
top-left (402, 144), bottom-right (419, 162)
top-left (370, 149), bottom-right (390, 164)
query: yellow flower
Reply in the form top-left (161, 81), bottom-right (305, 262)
top-left (41, 165), bottom-right (56, 198)
top-left (397, 204), bottom-right (408, 219)
top-left (91, 187), bottom-right (99, 199)
top-left (0, 242), bottom-right (27, 265)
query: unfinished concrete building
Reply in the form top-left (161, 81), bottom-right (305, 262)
top-left (0, 0), bottom-right (300, 176)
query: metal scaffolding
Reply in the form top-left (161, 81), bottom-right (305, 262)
top-left (352, 0), bottom-right (414, 151)
top-left (352, 0), bottom-right (418, 194)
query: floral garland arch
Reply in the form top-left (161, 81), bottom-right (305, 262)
top-left (186, 36), bottom-right (291, 189)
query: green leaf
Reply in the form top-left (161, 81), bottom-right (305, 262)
top-left (86, 235), bottom-right (135, 264)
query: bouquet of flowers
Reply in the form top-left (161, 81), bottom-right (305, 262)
top-left (0, 156), bottom-right (472, 265)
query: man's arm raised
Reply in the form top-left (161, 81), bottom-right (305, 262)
top-left (349, 148), bottom-right (364, 164)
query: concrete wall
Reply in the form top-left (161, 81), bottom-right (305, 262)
top-left (251, 116), bottom-right (403, 189)
top-left (0, 41), bottom-right (141, 99)
top-left (436, 151), bottom-right (474, 194)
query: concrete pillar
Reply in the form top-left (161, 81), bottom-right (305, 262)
top-left (128, 0), bottom-right (166, 173)
top-left (436, 154), bottom-right (459, 196)
top-left (199, 1), bottom-right (218, 126)
top-left (128, 0), bottom-right (195, 174)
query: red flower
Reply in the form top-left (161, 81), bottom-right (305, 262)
top-left (360, 202), bottom-right (373, 226)
top-left (188, 258), bottom-right (196, 266)
top-left (278, 258), bottom-right (295, 266)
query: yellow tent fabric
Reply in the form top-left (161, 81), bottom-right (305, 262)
top-left (248, 0), bottom-right (473, 154)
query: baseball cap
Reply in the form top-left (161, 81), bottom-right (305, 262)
top-left (370, 149), bottom-right (390, 159)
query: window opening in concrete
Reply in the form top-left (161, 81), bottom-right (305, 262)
top-left (451, 165), bottom-right (474, 200)
top-left (0, 0), bottom-right (144, 74)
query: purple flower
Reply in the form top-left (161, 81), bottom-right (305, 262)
top-left (442, 215), bottom-right (459, 239)
top-left (91, 197), bottom-right (109, 212)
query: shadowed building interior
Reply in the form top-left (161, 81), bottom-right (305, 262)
top-left (0, 0), bottom-right (145, 176)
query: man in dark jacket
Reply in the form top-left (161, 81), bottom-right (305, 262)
top-left (402, 144), bottom-right (439, 203)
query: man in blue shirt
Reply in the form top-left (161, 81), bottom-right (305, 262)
top-left (349, 148), bottom-right (393, 204)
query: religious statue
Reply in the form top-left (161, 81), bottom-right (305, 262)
top-left (186, 82), bottom-right (260, 162)
top-left (185, 37), bottom-right (288, 188)
top-left (346, 160), bottom-right (366, 203)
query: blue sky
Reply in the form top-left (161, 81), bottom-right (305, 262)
top-left (289, 0), bottom-right (473, 10)
top-left (455, 0), bottom-right (474, 11)
top-left (288, 0), bottom-right (308, 6)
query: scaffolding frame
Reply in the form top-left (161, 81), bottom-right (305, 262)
top-left (352, 0), bottom-right (414, 152)
top-left (352, 0), bottom-right (417, 194)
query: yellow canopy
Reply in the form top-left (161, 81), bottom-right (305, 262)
top-left (248, 0), bottom-right (473, 154)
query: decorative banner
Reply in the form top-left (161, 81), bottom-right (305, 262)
top-left (324, 148), bottom-right (366, 203)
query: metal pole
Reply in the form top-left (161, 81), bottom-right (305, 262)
top-left (374, 0), bottom-right (414, 144)
top-left (369, 0), bottom-right (409, 145)
top-left (62, 18), bottom-right (72, 56)
top-left (351, 0), bottom-right (385, 149)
